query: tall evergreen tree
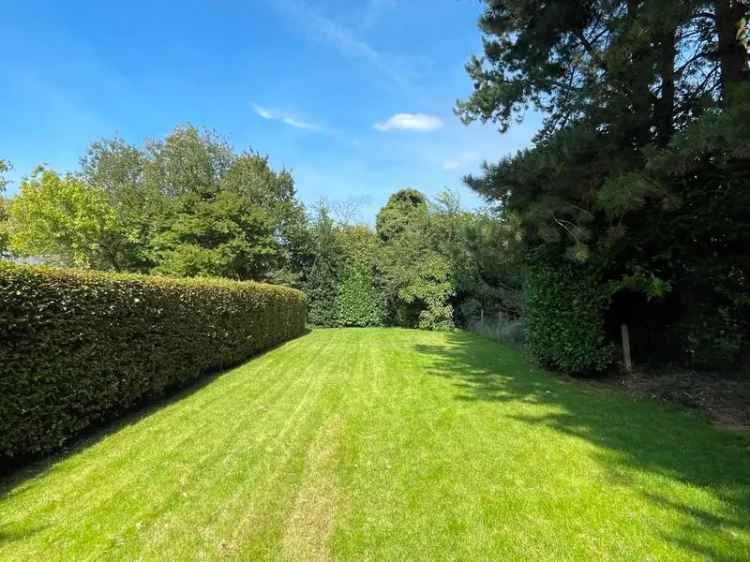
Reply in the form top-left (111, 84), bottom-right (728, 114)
top-left (304, 204), bottom-right (341, 327)
top-left (459, 0), bottom-right (750, 370)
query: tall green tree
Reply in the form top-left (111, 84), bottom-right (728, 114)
top-left (78, 125), bottom-right (308, 281)
top-left (459, 0), bottom-right (750, 370)
top-left (376, 189), bottom-right (455, 329)
top-left (222, 152), bottom-right (308, 284)
top-left (375, 188), bottom-right (429, 242)
top-left (80, 137), bottom-right (157, 271)
top-left (457, 0), bottom-right (747, 141)
top-left (432, 195), bottom-right (524, 322)
top-left (335, 225), bottom-right (384, 327)
top-left (149, 189), bottom-right (278, 279)
top-left (459, 0), bottom-right (749, 260)
top-left (304, 204), bottom-right (341, 326)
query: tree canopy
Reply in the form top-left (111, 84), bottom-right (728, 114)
top-left (9, 168), bottom-right (116, 268)
top-left (9, 125), bottom-right (307, 281)
top-left (458, 0), bottom-right (750, 371)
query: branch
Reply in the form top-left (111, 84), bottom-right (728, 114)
top-left (574, 30), bottom-right (608, 71)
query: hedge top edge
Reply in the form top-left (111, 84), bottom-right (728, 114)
top-left (0, 260), bottom-right (306, 299)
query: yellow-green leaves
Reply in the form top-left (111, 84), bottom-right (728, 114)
top-left (8, 167), bottom-right (115, 267)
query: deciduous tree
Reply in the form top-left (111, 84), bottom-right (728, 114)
top-left (9, 168), bottom-right (116, 267)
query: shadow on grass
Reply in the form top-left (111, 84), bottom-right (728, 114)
top-left (0, 358), bottom-right (236, 546)
top-left (0, 330), bottom-right (312, 521)
top-left (414, 331), bottom-right (750, 561)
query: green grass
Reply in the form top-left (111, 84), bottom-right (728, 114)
top-left (2, 328), bottom-right (749, 561)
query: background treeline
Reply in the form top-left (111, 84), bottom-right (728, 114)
top-left (0, 127), bottom-right (523, 334)
top-left (1, 128), bottom-right (307, 281)
top-left (305, 189), bottom-right (523, 332)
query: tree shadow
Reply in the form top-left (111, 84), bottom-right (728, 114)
top-left (414, 331), bottom-right (750, 560)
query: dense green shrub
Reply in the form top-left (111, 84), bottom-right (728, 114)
top-left (336, 267), bottom-right (384, 327)
top-left (0, 263), bottom-right (306, 460)
top-left (304, 206), bottom-right (340, 327)
top-left (524, 260), bottom-right (614, 374)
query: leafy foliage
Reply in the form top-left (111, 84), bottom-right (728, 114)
top-left (25, 125), bottom-right (309, 280)
top-left (335, 225), bottom-right (384, 327)
top-left (375, 188), bottom-right (428, 242)
top-left (524, 259), bottom-right (614, 374)
top-left (336, 268), bottom-right (385, 327)
top-left (79, 137), bottom-right (155, 271)
top-left (0, 262), bottom-right (306, 460)
top-left (304, 204), bottom-right (341, 326)
top-left (376, 189), bottom-right (455, 330)
top-left (676, 306), bottom-right (745, 370)
top-left (149, 188), bottom-right (277, 279)
top-left (433, 196), bottom-right (524, 323)
top-left (300, 189), bottom-right (522, 332)
top-left (460, 0), bottom-right (750, 371)
top-left (5, 127), bottom-right (522, 337)
top-left (8, 168), bottom-right (116, 267)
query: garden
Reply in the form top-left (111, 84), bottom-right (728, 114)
top-left (2, 0), bottom-right (750, 560)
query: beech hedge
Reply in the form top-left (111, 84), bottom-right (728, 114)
top-left (0, 263), bottom-right (306, 461)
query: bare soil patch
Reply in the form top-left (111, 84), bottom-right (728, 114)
top-left (587, 369), bottom-right (750, 429)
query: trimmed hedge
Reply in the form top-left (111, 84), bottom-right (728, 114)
top-left (0, 263), bottom-right (306, 461)
top-left (524, 260), bottom-right (614, 374)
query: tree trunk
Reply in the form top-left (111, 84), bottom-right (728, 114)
top-left (624, 0), bottom-right (655, 146)
top-left (655, 25), bottom-right (677, 145)
top-left (714, 0), bottom-right (749, 99)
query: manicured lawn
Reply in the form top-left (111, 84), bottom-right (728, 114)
top-left (1, 328), bottom-right (749, 561)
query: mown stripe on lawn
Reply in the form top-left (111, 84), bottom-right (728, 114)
top-left (1, 328), bottom-right (749, 562)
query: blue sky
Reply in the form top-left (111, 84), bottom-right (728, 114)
top-left (1, 0), bottom-right (540, 221)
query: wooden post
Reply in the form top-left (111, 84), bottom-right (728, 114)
top-left (621, 324), bottom-right (632, 372)
top-left (496, 310), bottom-right (502, 340)
top-left (480, 308), bottom-right (484, 330)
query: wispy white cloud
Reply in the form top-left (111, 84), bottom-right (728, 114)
top-left (281, 116), bottom-right (316, 130)
top-left (252, 103), bottom-right (274, 120)
top-left (374, 113), bottom-right (443, 132)
top-left (252, 103), bottom-right (319, 130)
top-left (270, 0), bottom-right (409, 88)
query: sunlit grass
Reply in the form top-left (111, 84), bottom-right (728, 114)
top-left (1, 328), bottom-right (748, 561)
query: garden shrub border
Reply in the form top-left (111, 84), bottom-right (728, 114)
top-left (524, 258), bottom-right (614, 374)
top-left (0, 263), bottom-right (306, 461)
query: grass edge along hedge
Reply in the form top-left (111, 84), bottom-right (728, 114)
top-left (0, 262), bottom-right (306, 461)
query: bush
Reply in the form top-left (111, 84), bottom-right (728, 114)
top-left (0, 263), bottom-right (306, 460)
top-left (524, 260), bottom-right (614, 374)
top-left (336, 267), bottom-right (384, 327)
